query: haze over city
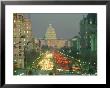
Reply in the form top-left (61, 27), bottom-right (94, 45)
top-left (24, 13), bottom-right (87, 39)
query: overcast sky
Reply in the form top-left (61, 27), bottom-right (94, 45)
top-left (25, 13), bottom-right (87, 39)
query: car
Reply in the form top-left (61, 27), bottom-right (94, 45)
top-left (72, 66), bottom-right (80, 71)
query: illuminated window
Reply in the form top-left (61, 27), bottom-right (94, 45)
top-left (19, 33), bottom-right (21, 35)
top-left (90, 20), bottom-right (92, 24)
top-left (14, 20), bottom-right (16, 23)
top-left (27, 31), bottom-right (28, 33)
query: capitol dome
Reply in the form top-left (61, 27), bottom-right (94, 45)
top-left (45, 24), bottom-right (57, 40)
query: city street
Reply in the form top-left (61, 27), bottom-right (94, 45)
top-left (14, 49), bottom-right (97, 76)
top-left (23, 49), bottom-right (81, 75)
top-left (13, 13), bottom-right (97, 76)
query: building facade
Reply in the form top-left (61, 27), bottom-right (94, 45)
top-left (13, 13), bottom-right (35, 69)
top-left (45, 24), bottom-right (57, 40)
top-left (36, 24), bottom-right (71, 49)
top-left (71, 36), bottom-right (80, 51)
top-left (80, 13), bottom-right (97, 62)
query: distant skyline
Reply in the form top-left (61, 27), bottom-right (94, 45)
top-left (24, 13), bottom-right (87, 39)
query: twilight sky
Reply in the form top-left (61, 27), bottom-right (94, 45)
top-left (25, 13), bottom-right (87, 39)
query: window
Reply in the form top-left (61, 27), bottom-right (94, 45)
top-left (19, 50), bottom-right (22, 52)
top-left (19, 54), bottom-right (21, 56)
top-left (19, 41), bottom-right (21, 43)
top-left (14, 20), bottom-right (16, 23)
top-left (14, 54), bottom-right (16, 56)
top-left (19, 33), bottom-right (21, 35)
top-left (19, 46), bottom-right (21, 49)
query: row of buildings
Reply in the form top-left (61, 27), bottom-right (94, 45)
top-left (13, 13), bottom-right (97, 69)
top-left (13, 14), bottom-right (71, 69)
top-left (30, 13), bottom-right (97, 60)
top-left (36, 24), bottom-right (71, 49)
top-left (13, 13), bottom-right (36, 69)
top-left (70, 13), bottom-right (97, 63)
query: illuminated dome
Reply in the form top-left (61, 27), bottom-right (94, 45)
top-left (45, 24), bottom-right (57, 40)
